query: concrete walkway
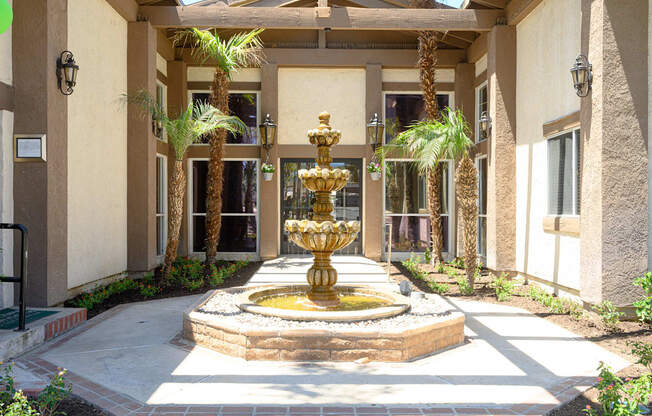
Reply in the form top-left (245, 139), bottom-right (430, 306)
top-left (14, 288), bottom-right (630, 416)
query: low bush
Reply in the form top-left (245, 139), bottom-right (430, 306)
top-left (449, 257), bottom-right (464, 269)
top-left (0, 362), bottom-right (71, 416)
top-left (629, 341), bottom-right (652, 371)
top-left (633, 272), bottom-right (652, 324)
top-left (593, 300), bottom-right (623, 331)
top-left (583, 362), bottom-right (652, 416)
top-left (402, 253), bottom-right (428, 280)
top-left (489, 273), bottom-right (515, 302)
top-left (445, 267), bottom-right (458, 279)
top-left (526, 285), bottom-right (584, 319)
top-left (456, 276), bottom-right (473, 295)
top-left (428, 281), bottom-right (449, 294)
top-left (424, 248), bottom-right (431, 265)
top-left (435, 262), bottom-right (445, 274)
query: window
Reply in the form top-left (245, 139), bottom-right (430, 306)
top-left (156, 155), bottom-right (167, 257)
top-left (189, 92), bottom-right (259, 144)
top-left (477, 156), bottom-right (487, 261)
top-left (190, 159), bottom-right (258, 254)
top-left (384, 93), bottom-right (450, 144)
top-left (384, 160), bottom-right (450, 253)
top-left (547, 128), bottom-right (580, 216)
top-left (155, 82), bottom-right (167, 141)
top-left (476, 82), bottom-right (488, 142)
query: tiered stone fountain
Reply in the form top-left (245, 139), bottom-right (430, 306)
top-left (182, 112), bottom-right (465, 362)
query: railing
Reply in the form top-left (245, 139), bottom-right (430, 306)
top-left (0, 224), bottom-right (27, 331)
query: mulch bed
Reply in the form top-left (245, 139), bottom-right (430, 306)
top-left (69, 261), bottom-right (261, 319)
top-left (387, 261), bottom-right (651, 416)
top-left (57, 396), bottom-right (109, 416)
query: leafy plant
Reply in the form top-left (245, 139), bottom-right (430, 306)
top-left (449, 257), bottom-right (465, 269)
top-left (36, 368), bottom-right (71, 416)
top-left (261, 163), bottom-right (275, 173)
top-left (633, 272), bottom-right (652, 324)
top-left (584, 362), bottom-right (652, 416)
top-left (366, 162), bottom-right (381, 173)
top-left (593, 300), bottom-right (623, 331)
top-left (423, 248), bottom-right (431, 265)
top-left (138, 283), bottom-right (161, 298)
top-left (428, 281), bottom-right (449, 294)
top-left (0, 364), bottom-right (70, 416)
top-left (526, 285), bottom-right (584, 319)
top-left (629, 341), bottom-right (652, 371)
top-left (435, 262), bottom-right (445, 274)
top-left (446, 267), bottom-right (458, 279)
top-left (1, 391), bottom-right (38, 416)
top-left (456, 276), bottom-right (474, 295)
top-left (489, 273), bottom-right (515, 302)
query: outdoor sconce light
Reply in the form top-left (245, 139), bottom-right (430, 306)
top-left (570, 54), bottom-right (592, 97)
top-left (479, 111), bottom-right (492, 136)
top-left (367, 113), bottom-right (384, 151)
top-left (56, 51), bottom-right (79, 96)
top-left (259, 114), bottom-right (277, 162)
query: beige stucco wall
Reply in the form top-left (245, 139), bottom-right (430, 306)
top-left (278, 68), bottom-right (366, 145)
top-left (187, 67), bottom-right (262, 83)
top-left (515, 0), bottom-right (581, 293)
top-left (382, 68), bottom-right (455, 83)
top-left (67, 0), bottom-right (128, 289)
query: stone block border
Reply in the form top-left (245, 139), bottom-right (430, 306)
top-left (183, 289), bottom-right (465, 362)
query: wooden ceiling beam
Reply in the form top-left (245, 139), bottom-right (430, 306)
top-left (466, 31), bottom-right (486, 63)
top-left (505, 0), bottom-right (543, 25)
top-left (470, 0), bottom-right (506, 8)
top-left (139, 6), bottom-right (503, 31)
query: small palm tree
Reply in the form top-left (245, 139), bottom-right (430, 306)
top-left (127, 90), bottom-right (246, 280)
top-left (176, 28), bottom-right (264, 266)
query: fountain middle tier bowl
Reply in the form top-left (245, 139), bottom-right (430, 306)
top-left (237, 285), bottom-right (410, 322)
top-left (284, 220), bottom-right (360, 252)
top-left (298, 167), bottom-right (350, 192)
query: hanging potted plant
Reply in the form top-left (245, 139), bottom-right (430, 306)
top-left (262, 163), bottom-right (275, 181)
top-left (367, 161), bottom-right (381, 181)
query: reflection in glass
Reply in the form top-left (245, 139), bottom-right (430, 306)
top-left (190, 92), bottom-right (258, 144)
top-left (384, 94), bottom-right (450, 144)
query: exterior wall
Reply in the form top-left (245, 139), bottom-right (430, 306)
top-left (277, 68), bottom-right (366, 145)
top-left (0, 0), bottom-right (13, 307)
top-left (515, 0), bottom-right (581, 293)
top-left (67, 0), bottom-right (128, 289)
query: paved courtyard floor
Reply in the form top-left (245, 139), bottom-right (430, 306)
top-left (15, 257), bottom-right (630, 416)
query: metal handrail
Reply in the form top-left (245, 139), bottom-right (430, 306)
top-left (0, 224), bottom-right (28, 331)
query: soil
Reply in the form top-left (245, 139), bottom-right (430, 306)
top-left (386, 261), bottom-right (652, 416)
top-left (57, 396), bottom-right (109, 416)
top-left (76, 261), bottom-right (261, 319)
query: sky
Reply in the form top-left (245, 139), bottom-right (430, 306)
top-left (180, 0), bottom-right (465, 6)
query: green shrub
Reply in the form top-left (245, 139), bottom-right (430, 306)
top-left (402, 253), bottom-right (427, 280)
top-left (489, 273), bottom-right (515, 302)
top-left (1, 391), bottom-right (37, 416)
top-left (629, 341), bottom-right (652, 371)
top-left (428, 281), bottom-right (449, 294)
top-left (526, 285), bottom-right (584, 318)
top-left (449, 257), bottom-right (464, 269)
top-left (138, 283), bottom-right (160, 298)
top-left (456, 277), bottom-right (473, 295)
top-left (424, 248), bottom-right (431, 265)
top-left (0, 363), bottom-right (70, 416)
top-left (593, 300), bottom-right (623, 330)
top-left (584, 362), bottom-right (652, 416)
top-left (633, 272), bottom-right (652, 324)
top-left (446, 267), bottom-right (458, 279)
top-left (435, 262), bottom-right (445, 274)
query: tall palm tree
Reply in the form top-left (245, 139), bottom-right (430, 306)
top-left (177, 28), bottom-right (264, 266)
top-left (127, 90), bottom-right (246, 280)
top-left (410, 0), bottom-right (443, 266)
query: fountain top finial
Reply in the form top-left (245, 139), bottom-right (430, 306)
top-left (318, 111), bottom-right (331, 127)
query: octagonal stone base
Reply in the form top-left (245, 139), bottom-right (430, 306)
top-left (183, 288), bottom-right (465, 362)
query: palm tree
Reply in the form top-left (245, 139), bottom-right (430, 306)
top-left (176, 28), bottom-right (264, 266)
top-left (127, 90), bottom-right (246, 280)
top-left (391, 108), bottom-right (477, 287)
top-left (410, 0), bottom-right (443, 266)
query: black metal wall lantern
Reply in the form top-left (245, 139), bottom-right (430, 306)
top-left (479, 111), bottom-right (492, 137)
top-left (56, 51), bottom-right (79, 96)
top-left (367, 113), bottom-right (384, 151)
top-left (570, 54), bottom-right (592, 97)
top-left (259, 114), bottom-right (277, 162)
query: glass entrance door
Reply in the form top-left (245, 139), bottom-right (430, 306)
top-left (281, 158), bottom-right (362, 255)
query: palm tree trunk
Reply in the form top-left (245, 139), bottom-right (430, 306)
top-left (428, 165), bottom-right (444, 265)
top-left (162, 159), bottom-right (185, 281)
top-left (456, 155), bottom-right (478, 286)
top-left (204, 69), bottom-right (230, 266)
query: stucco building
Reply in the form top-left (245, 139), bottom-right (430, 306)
top-left (0, 0), bottom-right (649, 309)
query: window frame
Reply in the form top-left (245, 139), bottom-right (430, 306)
top-left (546, 127), bottom-right (581, 217)
top-left (187, 90), bottom-right (261, 147)
top-left (475, 154), bottom-right (488, 263)
top-left (475, 81), bottom-right (488, 143)
top-left (155, 81), bottom-right (167, 142)
top-left (155, 154), bottom-right (168, 259)
top-left (187, 157), bottom-right (261, 260)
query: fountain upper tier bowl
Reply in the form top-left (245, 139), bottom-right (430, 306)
top-left (298, 167), bottom-right (351, 192)
top-left (284, 220), bottom-right (360, 253)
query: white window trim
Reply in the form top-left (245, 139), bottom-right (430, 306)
top-left (156, 154), bottom-right (168, 259)
top-left (382, 158), bottom-right (455, 262)
top-left (475, 81), bottom-right (488, 144)
top-left (187, 90), bottom-right (261, 147)
top-left (545, 127), bottom-right (581, 217)
top-left (156, 81), bottom-right (168, 143)
top-left (475, 154), bottom-right (488, 263)
top-left (187, 157), bottom-right (261, 261)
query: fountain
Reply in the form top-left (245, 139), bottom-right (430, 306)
top-left (182, 112), bottom-right (465, 362)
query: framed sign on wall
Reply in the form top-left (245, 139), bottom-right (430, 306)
top-left (14, 134), bottom-right (46, 162)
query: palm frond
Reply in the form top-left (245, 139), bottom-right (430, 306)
top-left (124, 90), bottom-right (167, 123)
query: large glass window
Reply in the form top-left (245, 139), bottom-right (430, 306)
top-left (156, 155), bottom-right (167, 257)
top-left (384, 160), bottom-right (449, 253)
top-left (384, 93), bottom-right (450, 144)
top-left (190, 92), bottom-right (258, 144)
top-left (191, 160), bottom-right (258, 253)
top-left (477, 157), bottom-right (487, 261)
top-left (476, 83), bottom-right (488, 142)
top-left (154, 82), bottom-right (167, 141)
top-left (547, 129), bottom-right (580, 216)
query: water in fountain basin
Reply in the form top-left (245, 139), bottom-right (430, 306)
top-left (256, 290), bottom-right (392, 311)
